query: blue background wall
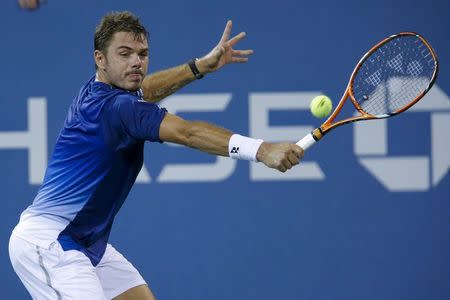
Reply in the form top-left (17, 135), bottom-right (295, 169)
top-left (1, 0), bottom-right (449, 299)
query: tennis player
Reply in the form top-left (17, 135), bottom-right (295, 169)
top-left (9, 11), bottom-right (303, 300)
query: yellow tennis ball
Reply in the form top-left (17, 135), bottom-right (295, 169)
top-left (310, 95), bottom-right (333, 118)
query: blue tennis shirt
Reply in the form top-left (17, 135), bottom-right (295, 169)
top-left (16, 75), bottom-right (167, 266)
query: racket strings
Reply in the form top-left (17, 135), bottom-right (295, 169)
top-left (356, 75), bottom-right (430, 115)
top-left (351, 35), bottom-right (436, 116)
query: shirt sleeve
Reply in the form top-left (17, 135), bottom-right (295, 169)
top-left (111, 94), bottom-right (167, 142)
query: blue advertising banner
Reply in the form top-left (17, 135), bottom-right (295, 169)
top-left (1, 0), bottom-right (449, 299)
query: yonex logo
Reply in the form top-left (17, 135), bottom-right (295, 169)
top-left (230, 147), bottom-right (239, 154)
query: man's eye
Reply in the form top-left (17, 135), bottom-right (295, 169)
top-left (120, 53), bottom-right (129, 57)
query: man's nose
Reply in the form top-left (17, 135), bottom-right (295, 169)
top-left (131, 54), bottom-right (142, 68)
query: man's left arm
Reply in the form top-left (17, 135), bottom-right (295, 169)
top-left (142, 20), bottom-right (253, 102)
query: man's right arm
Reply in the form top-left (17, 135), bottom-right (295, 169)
top-left (159, 113), bottom-right (304, 172)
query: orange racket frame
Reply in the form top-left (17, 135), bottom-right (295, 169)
top-left (297, 32), bottom-right (439, 151)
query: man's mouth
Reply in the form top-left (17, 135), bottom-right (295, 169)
top-left (127, 72), bottom-right (142, 80)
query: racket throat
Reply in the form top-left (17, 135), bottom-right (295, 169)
top-left (311, 128), bottom-right (324, 141)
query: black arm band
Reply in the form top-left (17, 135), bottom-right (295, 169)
top-left (188, 58), bottom-right (204, 80)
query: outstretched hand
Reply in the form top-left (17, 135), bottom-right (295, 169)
top-left (196, 20), bottom-right (254, 74)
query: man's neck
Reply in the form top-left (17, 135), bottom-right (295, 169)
top-left (95, 70), bottom-right (110, 84)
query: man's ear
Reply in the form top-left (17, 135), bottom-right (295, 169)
top-left (94, 50), bottom-right (106, 70)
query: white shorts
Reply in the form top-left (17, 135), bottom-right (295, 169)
top-left (9, 234), bottom-right (147, 300)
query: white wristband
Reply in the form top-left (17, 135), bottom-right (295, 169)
top-left (228, 134), bottom-right (264, 161)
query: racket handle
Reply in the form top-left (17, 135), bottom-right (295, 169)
top-left (296, 133), bottom-right (316, 151)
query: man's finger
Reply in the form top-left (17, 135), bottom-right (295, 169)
top-left (292, 145), bottom-right (304, 158)
top-left (219, 20), bottom-right (233, 44)
top-left (278, 166), bottom-right (287, 173)
top-left (279, 157), bottom-right (292, 170)
top-left (231, 57), bottom-right (249, 63)
top-left (287, 153), bottom-right (299, 165)
top-left (231, 49), bottom-right (254, 56)
top-left (228, 32), bottom-right (246, 47)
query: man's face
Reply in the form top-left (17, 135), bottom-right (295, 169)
top-left (97, 31), bottom-right (149, 91)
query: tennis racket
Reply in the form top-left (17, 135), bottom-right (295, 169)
top-left (297, 32), bottom-right (439, 151)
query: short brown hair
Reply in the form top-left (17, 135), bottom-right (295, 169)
top-left (94, 11), bottom-right (148, 54)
